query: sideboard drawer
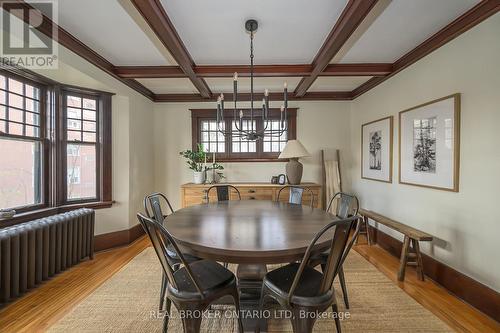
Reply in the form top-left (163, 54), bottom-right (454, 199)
top-left (239, 188), bottom-right (273, 200)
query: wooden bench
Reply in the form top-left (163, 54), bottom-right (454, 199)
top-left (358, 209), bottom-right (433, 282)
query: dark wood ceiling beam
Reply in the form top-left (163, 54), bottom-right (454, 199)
top-left (321, 63), bottom-right (392, 76)
top-left (293, 0), bottom-right (379, 97)
top-left (351, 0), bottom-right (500, 98)
top-left (113, 63), bottom-right (393, 78)
top-left (350, 76), bottom-right (387, 98)
top-left (194, 65), bottom-right (312, 77)
top-left (8, 1), bottom-right (155, 100)
top-left (154, 91), bottom-right (352, 103)
top-left (130, 0), bottom-right (212, 98)
top-left (114, 66), bottom-right (186, 78)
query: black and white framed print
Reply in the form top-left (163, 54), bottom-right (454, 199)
top-left (399, 94), bottom-right (460, 192)
top-left (361, 116), bottom-right (393, 183)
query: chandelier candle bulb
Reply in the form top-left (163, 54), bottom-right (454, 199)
top-left (233, 72), bottom-right (238, 81)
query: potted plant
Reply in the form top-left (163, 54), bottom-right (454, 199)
top-left (179, 144), bottom-right (208, 184)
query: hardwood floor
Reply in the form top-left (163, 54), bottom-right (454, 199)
top-left (354, 241), bottom-right (500, 332)
top-left (0, 235), bottom-right (498, 333)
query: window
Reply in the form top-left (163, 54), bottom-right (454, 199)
top-left (232, 120), bottom-right (257, 153)
top-left (200, 120), bottom-right (225, 153)
top-left (0, 67), bottom-right (112, 215)
top-left (191, 108), bottom-right (297, 161)
top-left (263, 120), bottom-right (288, 153)
top-left (0, 74), bottom-right (44, 211)
top-left (67, 166), bottom-right (81, 185)
top-left (67, 144), bottom-right (80, 156)
top-left (64, 93), bottom-right (98, 201)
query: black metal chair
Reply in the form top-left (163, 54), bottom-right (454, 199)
top-left (205, 186), bottom-right (241, 268)
top-left (144, 193), bottom-right (201, 312)
top-left (277, 185), bottom-right (315, 207)
top-left (326, 192), bottom-right (359, 220)
top-left (312, 192), bottom-right (360, 309)
top-left (257, 215), bottom-right (358, 333)
top-left (137, 213), bottom-right (244, 333)
top-left (206, 185), bottom-right (241, 202)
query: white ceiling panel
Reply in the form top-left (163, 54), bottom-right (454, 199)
top-left (308, 77), bottom-right (373, 92)
top-left (28, 0), bottom-right (175, 66)
top-left (336, 0), bottom-right (480, 63)
top-left (137, 78), bottom-right (199, 94)
top-left (206, 77), bottom-right (302, 94)
top-left (161, 0), bottom-right (348, 65)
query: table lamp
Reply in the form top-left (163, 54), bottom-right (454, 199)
top-left (279, 140), bottom-right (310, 185)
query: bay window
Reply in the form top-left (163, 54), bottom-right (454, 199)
top-left (0, 67), bottom-right (112, 221)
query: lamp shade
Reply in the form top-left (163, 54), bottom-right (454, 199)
top-left (279, 140), bottom-right (310, 159)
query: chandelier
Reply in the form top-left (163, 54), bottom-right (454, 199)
top-left (216, 19), bottom-right (288, 141)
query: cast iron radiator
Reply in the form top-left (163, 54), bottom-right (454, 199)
top-left (0, 208), bottom-right (95, 304)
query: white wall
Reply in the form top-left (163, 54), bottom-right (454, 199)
top-left (348, 14), bottom-right (500, 291)
top-left (153, 101), bottom-right (351, 209)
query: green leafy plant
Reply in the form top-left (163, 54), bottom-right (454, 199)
top-left (207, 162), bottom-right (225, 181)
top-left (206, 162), bottom-right (224, 171)
top-left (179, 144), bottom-right (207, 172)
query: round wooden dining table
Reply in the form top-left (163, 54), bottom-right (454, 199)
top-left (167, 200), bottom-right (337, 332)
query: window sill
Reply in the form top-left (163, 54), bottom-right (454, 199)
top-left (215, 158), bottom-right (289, 163)
top-left (0, 201), bottom-right (114, 228)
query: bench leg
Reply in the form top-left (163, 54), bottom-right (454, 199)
top-left (355, 216), bottom-right (372, 246)
top-left (398, 236), bottom-right (410, 281)
top-left (365, 216), bottom-right (372, 245)
top-left (411, 239), bottom-right (425, 281)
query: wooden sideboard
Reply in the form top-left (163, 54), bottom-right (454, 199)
top-left (181, 182), bottom-right (322, 208)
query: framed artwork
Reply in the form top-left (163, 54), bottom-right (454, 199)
top-left (399, 94), bottom-right (460, 192)
top-left (361, 116), bottom-right (393, 183)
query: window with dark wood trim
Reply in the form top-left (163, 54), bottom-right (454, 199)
top-left (63, 91), bottom-right (100, 203)
top-left (0, 73), bottom-right (47, 213)
top-left (191, 108), bottom-right (297, 162)
top-left (0, 66), bottom-right (113, 216)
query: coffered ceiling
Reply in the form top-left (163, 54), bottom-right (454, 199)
top-left (308, 76), bottom-right (373, 92)
top-left (13, 0), bottom-right (499, 102)
top-left (335, 0), bottom-right (479, 63)
top-left (161, 0), bottom-right (348, 65)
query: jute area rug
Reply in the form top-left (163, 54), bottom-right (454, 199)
top-left (48, 248), bottom-right (451, 332)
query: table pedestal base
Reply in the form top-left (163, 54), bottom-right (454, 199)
top-left (237, 264), bottom-right (268, 332)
